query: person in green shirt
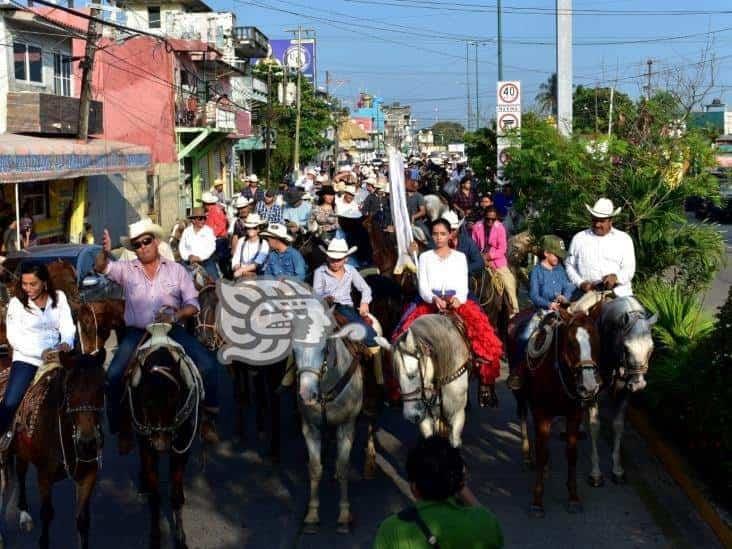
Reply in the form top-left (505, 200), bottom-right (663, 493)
top-left (374, 436), bottom-right (504, 549)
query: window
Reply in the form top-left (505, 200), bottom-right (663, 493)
top-left (19, 182), bottom-right (49, 220)
top-left (53, 52), bottom-right (71, 97)
top-left (147, 6), bottom-right (161, 29)
top-left (13, 43), bottom-right (42, 83)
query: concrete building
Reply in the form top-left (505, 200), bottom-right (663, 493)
top-left (383, 102), bottom-right (412, 152)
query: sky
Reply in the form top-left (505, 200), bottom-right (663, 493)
top-left (213, 0), bottom-right (732, 129)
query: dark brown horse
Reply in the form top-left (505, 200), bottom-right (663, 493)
top-left (76, 299), bottom-right (126, 357)
top-left (508, 309), bottom-right (602, 517)
top-left (0, 345), bottom-right (106, 549)
top-left (471, 266), bottom-right (512, 344)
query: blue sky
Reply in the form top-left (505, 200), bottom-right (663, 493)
top-left (217, 0), bottom-right (732, 129)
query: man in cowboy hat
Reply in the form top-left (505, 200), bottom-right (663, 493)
top-left (230, 195), bottom-right (253, 251)
top-left (296, 167), bottom-right (317, 193)
top-left (282, 187), bottom-right (312, 230)
top-left (180, 207), bottom-right (219, 280)
top-left (95, 220), bottom-right (220, 452)
top-left (210, 178), bottom-right (227, 206)
top-left (336, 184), bottom-right (361, 219)
top-left (201, 191), bottom-right (230, 278)
top-left (565, 198), bottom-right (636, 297)
top-left (256, 188), bottom-right (284, 224)
top-left (260, 223), bottom-right (306, 282)
top-left (241, 174), bottom-right (265, 204)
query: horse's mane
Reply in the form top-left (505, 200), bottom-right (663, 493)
top-left (401, 315), bottom-right (470, 380)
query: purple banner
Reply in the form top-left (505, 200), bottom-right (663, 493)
top-left (264, 39), bottom-right (317, 83)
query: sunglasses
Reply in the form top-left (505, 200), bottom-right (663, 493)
top-left (191, 216), bottom-right (206, 221)
top-left (131, 236), bottom-right (154, 250)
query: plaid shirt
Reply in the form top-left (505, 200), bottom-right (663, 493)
top-left (256, 201), bottom-right (283, 223)
top-left (452, 190), bottom-right (477, 215)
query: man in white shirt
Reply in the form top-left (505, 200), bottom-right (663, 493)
top-left (565, 198), bottom-right (636, 297)
top-left (179, 206), bottom-right (219, 280)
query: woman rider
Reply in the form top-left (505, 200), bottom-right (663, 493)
top-left (231, 213), bottom-right (269, 279)
top-left (309, 185), bottom-right (339, 243)
top-left (0, 262), bottom-right (75, 448)
top-left (394, 218), bottom-right (503, 407)
top-left (313, 239), bottom-right (383, 383)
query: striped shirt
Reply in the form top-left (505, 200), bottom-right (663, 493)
top-left (313, 264), bottom-right (372, 307)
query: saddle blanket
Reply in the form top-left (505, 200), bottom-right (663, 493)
top-left (0, 366), bottom-right (61, 440)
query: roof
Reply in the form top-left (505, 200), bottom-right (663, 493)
top-left (340, 120), bottom-right (369, 140)
top-left (114, 0), bottom-right (212, 12)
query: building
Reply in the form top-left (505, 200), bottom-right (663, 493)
top-left (338, 119), bottom-right (373, 163)
top-left (351, 92), bottom-right (385, 155)
top-left (690, 98), bottom-right (732, 136)
top-left (0, 5), bottom-right (151, 245)
top-left (383, 102), bottom-right (412, 152)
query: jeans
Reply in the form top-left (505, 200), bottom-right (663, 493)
top-left (335, 304), bottom-right (377, 347)
top-left (215, 237), bottom-right (230, 278)
top-left (106, 326), bottom-right (220, 431)
top-left (0, 361), bottom-right (36, 434)
top-left (514, 312), bottom-right (543, 367)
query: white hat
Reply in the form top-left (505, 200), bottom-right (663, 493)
top-left (338, 165), bottom-right (352, 173)
top-left (201, 191), bottom-right (219, 204)
top-left (213, 178), bottom-right (224, 187)
top-left (342, 184), bottom-right (357, 195)
top-left (247, 174), bottom-right (259, 183)
top-left (234, 196), bottom-right (252, 209)
top-left (302, 192), bottom-right (314, 201)
top-left (316, 174), bottom-right (327, 183)
top-left (260, 222), bottom-right (293, 243)
top-left (120, 218), bottom-right (164, 248)
top-left (585, 198), bottom-right (621, 219)
top-left (306, 168), bottom-right (317, 176)
top-left (319, 238), bottom-right (357, 260)
top-left (440, 210), bottom-right (463, 230)
top-left (431, 157), bottom-right (444, 166)
top-left (242, 213), bottom-right (267, 228)
top-left (365, 176), bottom-right (377, 187)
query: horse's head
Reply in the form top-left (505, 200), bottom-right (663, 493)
top-left (388, 329), bottom-right (435, 424)
top-left (62, 352), bottom-right (106, 463)
top-left (293, 339), bottom-right (328, 407)
top-left (620, 312), bottom-right (656, 392)
top-left (558, 310), bottom-right (602, 404)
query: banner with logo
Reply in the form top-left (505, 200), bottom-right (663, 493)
top-left (265, 39), bottom-right (317, 83)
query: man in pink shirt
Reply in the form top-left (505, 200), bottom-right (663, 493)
top-left (471, 206), bottom-right (519, 316)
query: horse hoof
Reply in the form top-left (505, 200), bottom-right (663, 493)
top-left (587, 475), bottom-right (604, 488)
top-left (529, 505), bottom-right (545, 519)
top-left (18, 510), bottom-right (33, 532)
top-left (521, 459), bottom-right (535, 472)
top-left (336, 521), bottom-right (352, 535)
top-left (612, 472), bottom-right (627, 485)
top-left (566, 501), bottom-right (584, 514)
top-left (302, 522), bottom-right (319, 535)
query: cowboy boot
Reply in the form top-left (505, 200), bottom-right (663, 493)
top-left (367, 346), bottom-right (384, 385)
top-left (200, 408), bottom-right (220, 445)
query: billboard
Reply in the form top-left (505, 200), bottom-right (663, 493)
top-left (263, 39), bottom-right (317, 84)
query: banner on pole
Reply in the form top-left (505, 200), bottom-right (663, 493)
top-left (388, 148), bottom-right (416, 275)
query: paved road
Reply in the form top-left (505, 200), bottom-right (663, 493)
top-left (0, 358), bottom-right (721, 548)
top-left (704, 223), bottom-right (732, 313)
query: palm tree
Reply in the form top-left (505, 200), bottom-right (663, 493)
top-left (535, 73), bottom-right (557, 116)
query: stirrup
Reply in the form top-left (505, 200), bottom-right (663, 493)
top-left (0, 430), bottom-right (12, 452)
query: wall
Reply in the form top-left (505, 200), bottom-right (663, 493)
top-left (86, 171), bottom-right (149, 246)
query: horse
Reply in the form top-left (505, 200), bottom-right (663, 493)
top-left (295, 322), bottom-right (378, 534)
top-left (471, 267), bottom-right (513, 344)
top-left (586, 297), bottom-right (656, 487)
top-left (508, 309), bottom-right (602, 517)
top-left (376, 314), bottom-right (471, 448)
top-left (0, 344), bottom-right (106, 549)
top-left (76, 299), bottom-right (126, 357)
top-left (126, 323), bottom-right (203, 549)
top-left (168, 219), bottom-right (188, 261)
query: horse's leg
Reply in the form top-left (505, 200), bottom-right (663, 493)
top-left (16, 458), bottom-right (32, 532)
top-left (449, 405), bottom-right (466, 448)
top-left (229, 365), bottom-right (246, 445)
top-left (253, 369), bottom-right (266, 436)
top-left (517, 393), bottom-right (533, 469)
top-left (586, 402), bottom-right (604, 487)
top-left (301, 420), bottom-right (322, 534)
top-left (363, 421), bottom-right (377, 480)
top-left (611, 394), bottom-right (630, 484)
top-left (565, 412), bottom-right (583, 513)
top-left (531, 415), bottom-right (551, 517)
top-left (417, 417), bottom-right (435, 439)
top-left (170, 453), bottom-right (189, 549)
top-left (37, 473), bottom-right (53, 549)
top-left (0, 456), bottom-right (13, 547)
top-left (335, 421), bottom-right (356, 534)
top-left (140, 444), bottom-right (161, 549)
top-left (75, 468), bottom-right (97, 549)
top-left (267, 361), bottom-right (283, 463)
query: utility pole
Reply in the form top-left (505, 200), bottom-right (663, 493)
top-left (265, 64), bottom-right (273, 185)
top-left (77, 4), bottom-right (102, 141)
top-left (594, 85), bottom-right (599, 133)
top-left (497, 0), bottom-right (504, 81)
top-left (474, 41), bottom-right (479, 128)
top-left (556, 0), bottom-right (573, 136)
top-left (466, 42), bottom-right (471, 131)
top-left (608, 86), bottom-right (615, 136)
top-left (284, 26), bottom-right (315, 178)
top-left (645, 59), bottom-right (653, 99)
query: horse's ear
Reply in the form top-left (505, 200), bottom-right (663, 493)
top-left (404, 329), bottom-right (417, 353)
top-left (646, 313), bottom-right (658, 325)
top-left (374, 336), bottom-right (391, 351)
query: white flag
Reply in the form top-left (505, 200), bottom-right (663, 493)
top-left (388, 148), bottom-right (416, 275)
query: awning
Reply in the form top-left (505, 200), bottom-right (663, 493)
top-left (235, 136), bottom-right (268, 151)
top-left (0, 134), bottom-right (151, 183)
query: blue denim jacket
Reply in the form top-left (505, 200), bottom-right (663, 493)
top-left (529, 263), bottom-right (576, 309)
top-left (262, 246), bottom-right (307, 281)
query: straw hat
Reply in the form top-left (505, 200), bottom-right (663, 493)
top-left (316, 174), bottom-right (328, 183)
top-left (342, 184), bottom-right (357, 196)
top-left (319, 238), bottom-right (357, 260)
top-left (201, 191), bottom-right (218, 204)
top-left (120, 218), bottom-right (164, 249)
top-left (213, 178), bottom-right (224, 187)
top-left (247, 174), bottom-right (259, 183)
top-left (260, 223), bottom-right (293, 243)
top-left (585, 198), bottom-right (621, 218)
top-left (242, 213), bottom-right (266, 228)
top-left (234, 196), bottom-right (252, 209)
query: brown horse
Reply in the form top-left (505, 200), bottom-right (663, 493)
top-left (0, 345), bottom-right (106, 549)
top-left (508, 309), bottom-right (602, 517)
top-left (76, 299), bottom-right (126, 357)
top-left (471, 266), bottom-right (512, 344)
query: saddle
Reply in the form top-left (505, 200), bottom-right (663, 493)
top-left (526, 313), bottom-right (560, 364)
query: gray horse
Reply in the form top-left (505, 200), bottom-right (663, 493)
top-left (587, 296), bottom-right (656, 486)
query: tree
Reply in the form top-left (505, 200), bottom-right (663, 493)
top-left (573, 86), bottom-right (635, 136)
top-left (464, 123), bottom-right (497, 186)
top-left (535, 73), bottom-right (557, 116)
top-left (431, 121), bottom-right (465, 145)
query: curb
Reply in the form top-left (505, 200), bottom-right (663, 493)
top-left (627, 407), bottom-right (732, 547)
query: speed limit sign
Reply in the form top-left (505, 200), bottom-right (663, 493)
top-left (496, 81), bottom-right (522, 182)
top-left (498, 82), bottom-right (521, 104)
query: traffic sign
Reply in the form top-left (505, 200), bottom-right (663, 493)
top-left (498, 112), bottom-right (520, 133)
top-left (497, 81), bottom-right (521, 105)
top-left (496, 81), bottom-right (521, 183)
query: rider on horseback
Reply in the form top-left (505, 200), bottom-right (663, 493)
top-left (96, 220), bottom-right (220, 453)
top-left (0, 263), bottom-right (75, 449)
top-left (231, 213), bottom-right (269, 279)
top-left (260, 223), bottom-right (307, 281)
top-left (179, 207), bottom-right (219, 281)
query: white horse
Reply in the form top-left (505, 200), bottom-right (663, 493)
top-left (376, 314), bottom-right (470, 447)
top-left (294, 322), bottom-right (381, 534)
top-left (587, 297), bottom-right (656, 486)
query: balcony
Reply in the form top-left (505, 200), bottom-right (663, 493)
top-left (175, 97), bottom-right (236, 132)
top-left (6, 92), bottom-right (103, 136)
top-left (232, 26), bottom-right (269, 59)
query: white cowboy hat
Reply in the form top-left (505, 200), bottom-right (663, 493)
top-left (120, 217), bottom-right (164, 248)
top-left (365, 176), bottom-right (377, 187)
top-left (201, 191), bottom-right (219, 204)
top-left (315, 174), bottom-right (328, 183)
top-left (319, 238), bottom-right (357, 260)
top-left (338, 165), bottom-right (353, 173)
top-left (585, 198), bottom-right (621, 218)
top-left (260, 222), bottom-right (293, 243)
top-left (440, 210), bottom-right (463, 230)
top-left (242, 213), bottom-right (267, 228)
top-left (302, 192), bottom-right (314, 201)
top-left (234, 196), bottom-right (252, 209)
top-left (342, 184), bottom-right (357, 196)
top-left (247, 174), bottom-right (259, 183)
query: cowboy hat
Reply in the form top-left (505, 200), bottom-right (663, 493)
top-left (284, 188), bottom-right (305, 206)
top-left (242, 213), bottom-right (267, 228)
top-left (305, 168), bottom-right (317, 176)
top-left (247, 174), bottom-right (259, 183)
top-left (317, 185), bottom-right (336, 196)
top-left (187, 206), bottom-right (207, 219)
top-left (213, 178), bottom-right (224, 187)
top-left (120, 217), bottom-right (164, 249)
top-left (260, 223), bottom-right (293, 243)
top-left (364, 176), bottom-right (377, 187)
top-left (430, 157), bottom-right (444, 166)
top-left (315, 174), bottom-right (328, 183)
top-left (201, 191), bottom-right (218, 204)
top-left (540, 235), bottom-right (567, 259)
top-left (342, 184), bottom-right (357, 196)
top-left (319, 238), bottom-right (357, 260)
top-left (233, 195), bottom-right (252, 209)
top-left (338, 165), bottom-right (352, 173)
top-left (439, 210), bottom-right (463, 230)
top-left (585, 198), bottom-right (621, 218)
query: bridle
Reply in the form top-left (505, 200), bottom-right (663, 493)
top-left (77, 304), bottom-right (101, 356)
top-left (616, 311), bottom-right (650, 379)
top-left (194, 286), bottom-right (221, 351)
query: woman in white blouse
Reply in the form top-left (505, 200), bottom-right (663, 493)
top-left (231, 213), bottom-right (270, 279)
top-left (395, 218), bottom-right (504, 408)
top-left (1, 262), bottom-right (75, 442)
